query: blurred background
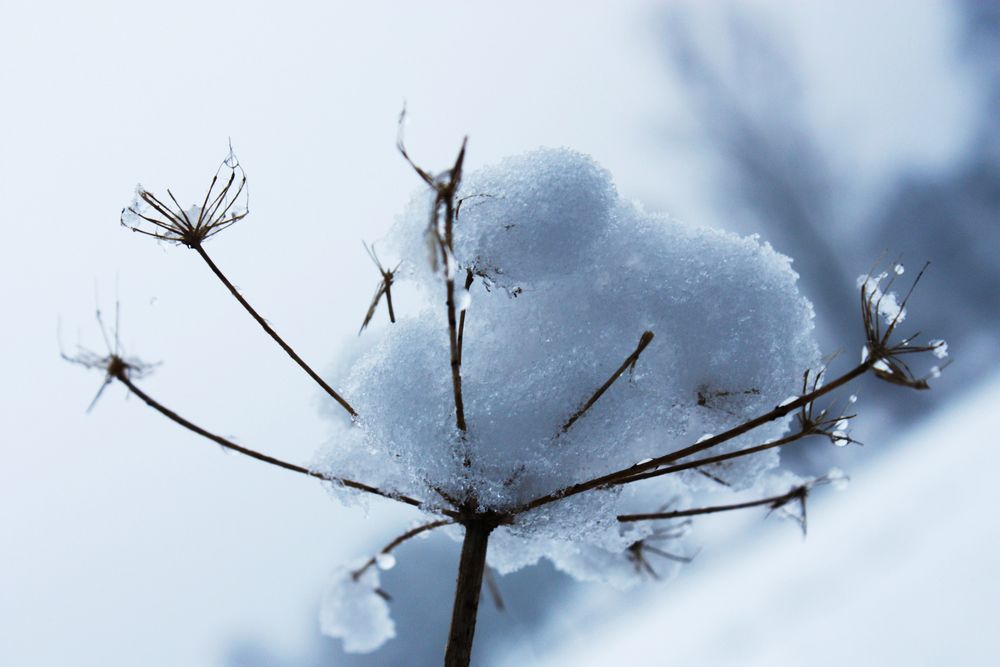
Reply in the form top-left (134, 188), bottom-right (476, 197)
top-left (2, 1), bottom-right (997, 665)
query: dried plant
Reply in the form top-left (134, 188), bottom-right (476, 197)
top-left (69, 129), bottom-right (948, 667)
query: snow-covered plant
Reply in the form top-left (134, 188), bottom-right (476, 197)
top-left (67, 128), bottom-right (948, 667)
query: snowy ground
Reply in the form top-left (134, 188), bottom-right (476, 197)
top-left (502, 370), bottom-right (1000, 667)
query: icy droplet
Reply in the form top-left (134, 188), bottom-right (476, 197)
top-left (696, 433), bottom-right (714, 443)
top-left (861, 345), bottom-right (870, 363)
top-left (375, 553), bottom-right (397, 571)
top-left (873, 359), bottom-right (891, 373)
top-left (929, 339), bottom-right (948, 359)
top-left (893, 263), bottom-right (905, 275)
top-left (848, 394), bottom-right (858, 404)
top-left (778, 395), bottom-right (799, 408)
top-left (929, 365), bottom-right (942, 379)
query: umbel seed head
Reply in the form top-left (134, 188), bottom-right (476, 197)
top-left (121, 152), bottom-right (248, 248)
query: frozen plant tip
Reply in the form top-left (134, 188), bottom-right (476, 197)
top-left (359, 242), bottom-right (400, 333)
top-left (72, 125), bottom-right (950, 667)
top-left (120, 148), bottom-right (357, 417)
top-left (121, 152), bottom-right (247, 248)
top-left (859, 262), bottom-right (951, 390)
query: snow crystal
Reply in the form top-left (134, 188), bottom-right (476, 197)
top-left (316, 147), bottom-right (819, 601)
top-left (857, 273), bottom-right (906, 324)
top-left (319, 566), bottom-right (395, 653)
top-left (929, 339), bottom-right (948, 359)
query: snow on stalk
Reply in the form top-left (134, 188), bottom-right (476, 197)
top-left (67, 128), bottom-right (947, 666)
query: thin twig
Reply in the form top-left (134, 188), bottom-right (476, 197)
top-left (559, 331), bottom-right (654, 435)
top-left (457, 269), bottom-right (474, 365)
top-left (193, 244), bottom-right (358, 419)
top-left (483, 568), bottom-right (505, 612)
top-left (351, 519), bottom-right (454, 580)
top-left (514, 360), bottom-right (872, 515)
top-left (110, 366), bottom-right (444, 514)
top-left (359, 242), bottom-right (399, 334)
top-left (618, 486), bottom-right (807, 522)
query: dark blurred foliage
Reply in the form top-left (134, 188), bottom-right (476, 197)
top-left (663, 3), bottom-right (1000, 460)
top-left (226, 3), bottom-right (1000, 665)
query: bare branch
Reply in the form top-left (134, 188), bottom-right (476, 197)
top-left (351, 519), bottom-right (454, 581)
top-left (193, 244), bottom-right (358, 418)
top-left (397, 119), bottom-right (470, 434)
top-left (108, 364), bottom-right (441, 514)
top-left (456, 269), bottom-right (474, 365)
top-left (559, 331), bottom-right (654, 435)
top-left (618, 486), bottom-right (807, 523)
top-left (515, 360), bottom-right (872, 515)
top-left (483, 568), bottom-right (505, 612)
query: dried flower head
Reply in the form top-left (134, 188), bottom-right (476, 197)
top-left (859, 261), bottom-right (950, 390)
top-left (60, 303), bottom-right (155, 411)
top-left (121, 151), bottom-right (247, 248)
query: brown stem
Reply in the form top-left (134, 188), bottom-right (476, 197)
top-left (516, 361), bottom-right (872, 514)
top-left (351, 519), bottom-right (453, 580)
top-left (112, 368), bottom-right (443, 514)
top-left (612, 430), bottom-right (808, 486)
top-left (560, 331), bottom-right (654, 435)
top-left (193, 244), bottom-right (358, 419)
top-left (456, 269), bottom-right (474, 365)
top-left (384, 279), bottom-right (396, 323)
top-left (445, 520), bottom-right (493, 667)
top-left (618, 486), bottom-right (806, 522)
top-left (445, 271), bottom-right (467, 433)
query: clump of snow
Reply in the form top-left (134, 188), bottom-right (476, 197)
top-left (319, 566), bottom-right (395, 653)
top-left (825, 467), bottom-right (850, 491)
top-left (315, 148), bottom-right (819, 649)
top-left (857, 272), bottom-right (906, 324)
top-left (929, 339), bottom-right (948, 359)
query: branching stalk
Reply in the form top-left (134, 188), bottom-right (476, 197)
top-left (517, 360), bottom-right (873, 513)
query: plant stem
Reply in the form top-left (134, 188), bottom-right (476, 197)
top-left (618, 486), bottom-right (806, 522)
top-left (193, 244), bottom-right (358, 419)
top-left (559, 330), bottom-right (654, 435)
top-left (517, 360), bottom-right (873, 513)
top-left (112, 368), bottom-right (441, 513)
top-left (444, 520), bottom-right (493, 667)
